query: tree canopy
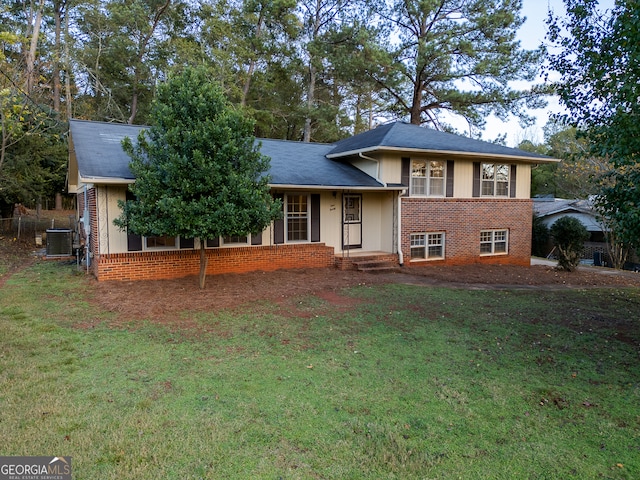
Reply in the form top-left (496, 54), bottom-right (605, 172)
top-left (547, 0), bottom-right (640, 254)
top-left (0, 0), bottom-right (549, 211)
top-left (114, 66), bottom-right (281, 288)
top-left (369, 0), bottom-right (546, 133)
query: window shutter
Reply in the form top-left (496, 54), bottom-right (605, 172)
top-left (180, 237), bottom-right (194, 249)
top-left (446, 160), bottom-right (454, 197)
top-left (127, 232), bottom-right (142, 251)
top-left (125, 190), bottom-right (142, 251)
top-left (510, 164), bottom-right (517, 198)
top-left (251, 231), bottom-right (263, 245)
top-left (401, 157), bottom-right (410, 194)
top-left (311, 194), bottom-right (320, 242)
top-left (273, 193), bottom-right (285, 244)
top-left (472, 162), bottom-right (481, 197)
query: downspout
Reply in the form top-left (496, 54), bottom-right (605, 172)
top-left (397, 189), bottom-right (404, 266)
top-left (358, 152), bottom-right (387, 187)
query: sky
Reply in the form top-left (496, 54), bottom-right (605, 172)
top-left (476, 0), bottom-right (616, 147)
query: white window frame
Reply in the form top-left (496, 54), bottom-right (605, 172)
top-left (205, 234), bottom-right (253, 248)
top-left (410, 160), bottom-right (446, 197)
top-left (480, 229), bottom-right (509, 256)
top-left (285, 193), bottom-right (310, 242)
top-left (144, 235), bottom-right (178, 251)
top-left (481, 163), bottom-right (510, 197)
top-left (410, 232), bottom-right (445, 261)
top-left (222, 234), bottom-right (249, 245)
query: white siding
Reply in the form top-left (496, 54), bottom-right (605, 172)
top-left (98, 186), bottom-right (129, 254)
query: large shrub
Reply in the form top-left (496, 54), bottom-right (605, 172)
top-left (532, 214), bottom-right (550, 257)
top-left (550, 216), bottom-right (590, 271)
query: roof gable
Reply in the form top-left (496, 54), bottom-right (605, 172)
top-left (328, 121), bottom-right (556, 162)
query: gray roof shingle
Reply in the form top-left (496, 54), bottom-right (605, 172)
top-left (258, 139), bottom-right (383, 187)
top-left (328, 121), bottom-right (555, 162)
top-left (69, 119), bottom-right (385, 188)
top-left (70, 119), bottom-right (145, 181)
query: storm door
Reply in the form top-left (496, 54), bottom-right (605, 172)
top-left (342, 194), bottom-right (362, 249)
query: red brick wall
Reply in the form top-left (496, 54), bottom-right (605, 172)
top-left (402, 198), bottom-right (532, 267)
top-left (95, 243), bottom-right (335, 281)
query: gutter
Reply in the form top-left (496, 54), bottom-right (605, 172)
top-left (397, 189), bottom-right (404, 266)
top-left (327, 146), bottom-right (560, 164)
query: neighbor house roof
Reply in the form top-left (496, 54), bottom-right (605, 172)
top-left (328, 121), bottom-right (557, 163)
top-left (533, 197), bottom-right (596, 217)
top-left (68, 119), bottom-right (390, 190)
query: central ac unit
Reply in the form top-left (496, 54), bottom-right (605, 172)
top-left (46, 229), bottom-right (73, 256)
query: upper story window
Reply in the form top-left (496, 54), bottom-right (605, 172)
top-left (481, 164), bottom-right (510, 197)
top-left (410, 160), bottom-right (446, 196)
top-left (286, 194), bottom-right (309, 242)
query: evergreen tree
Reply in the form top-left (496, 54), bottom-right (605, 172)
top-left (369, 0), bottom-right (546, 133)
top-left (114, 66), bottom-right (281, 288)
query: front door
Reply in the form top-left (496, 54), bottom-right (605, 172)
top-left (343, 194), bottom-right (362, 249)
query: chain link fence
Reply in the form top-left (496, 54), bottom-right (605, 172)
top-left (0, 214), bottom-right (77, 245)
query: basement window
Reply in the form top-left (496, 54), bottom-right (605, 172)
top-left (410, 232), bottom-right (445, 260)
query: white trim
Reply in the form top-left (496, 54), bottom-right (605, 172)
top-left (143, 235), bottom-right (179, 251)
top-left (409, 159), bottom-right (446, 197)
top-left (268, 183), bottom-right (402, 191)
top-left (284, 193), bottom-right (311, 243)
top-left (410, 232), bottom-right (445, 261)
top-left (479, 229), bottom-right (509, 256)
top-left (480, 163), bottom-right (510, 198)
top-left (326, 146), bottom-right (560, 164)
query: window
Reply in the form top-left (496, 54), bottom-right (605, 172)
top-left (286, 194), bottom-right (309, 241)
top-left (410, 232), bottom-right (445, 260)
top-left (410, 160), bottom-right (446, 196)
top-left (481, 164), bottom-right (509, 197)
top-left (480, 230), bottom-right (508, 255)
top-left (145, 235), bottom-right (177, 249)
top-left (222, 235), bottom-right (248, 245)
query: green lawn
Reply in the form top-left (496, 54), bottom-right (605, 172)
top-left (1, 262), bottom-right (639, 479)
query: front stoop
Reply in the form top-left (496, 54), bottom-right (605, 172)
top-left (335, 253), bottom-right (400, 273)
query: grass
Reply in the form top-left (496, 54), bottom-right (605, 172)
top-left (0, 262), bottom-right (639, 479)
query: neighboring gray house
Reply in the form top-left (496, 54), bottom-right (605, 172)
top-left (533, 197), bottom-right (605, 243)
top-left (533, 196), bottom-right (608, 264)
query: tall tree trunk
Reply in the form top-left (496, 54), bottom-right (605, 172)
top-left (25, 0), bottom-right (45, 94)
top-left (128, 87), bottom-right (139, 124)
top-left (303, 62), bottom-right (316, 142)
top-left (128, 0), bottom-right (171, 125)
top-left (199, 241), bottom-right (208, 289)
top-left (409, 81), bottom-right (423, 125)
top-left (240, 8), bottom-right (265, 107)
top-left (52, 1), bottom-right (64, 113)
top-left (64, 9), bottom-right (72, 119)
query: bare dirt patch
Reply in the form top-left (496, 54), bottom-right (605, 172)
top-left (89, 263), bottom-right (640, 326)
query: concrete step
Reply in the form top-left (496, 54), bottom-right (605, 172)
top-left (351, 259), bottom-right (401, 273)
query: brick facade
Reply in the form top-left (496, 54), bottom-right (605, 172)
top-left (94, 243), bottom-right (335, 281)
top-left (401, 198), bottom-right (533, 267)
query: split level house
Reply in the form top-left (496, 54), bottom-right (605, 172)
top-left (67, 119), bottom-right (558, 281)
